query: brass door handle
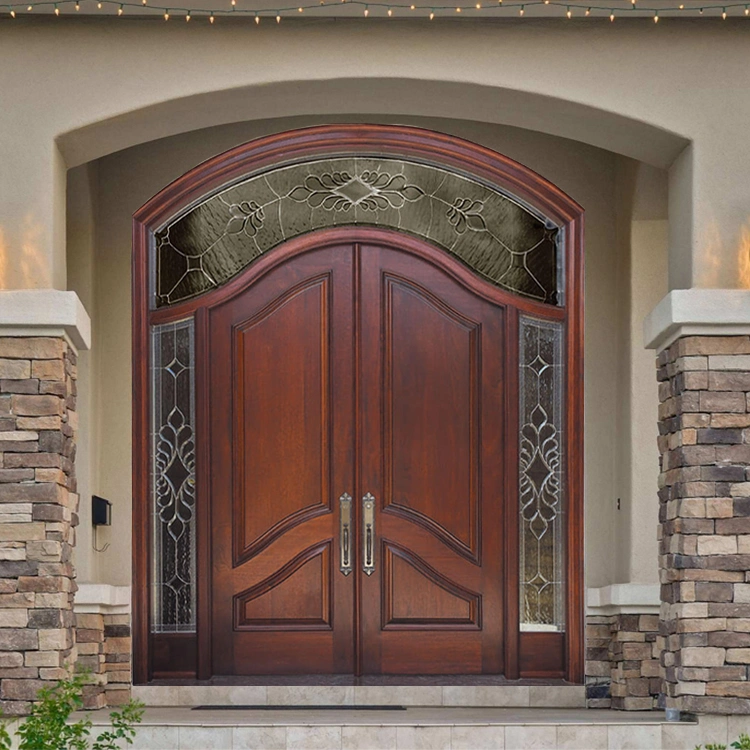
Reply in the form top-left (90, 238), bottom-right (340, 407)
top-left (362, 492), bottom-right (376, 576)
top-left (339, 493), bottom-right (352, 576)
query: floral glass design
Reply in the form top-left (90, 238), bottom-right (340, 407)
top-left (153, 157), bottom-right (560, 307)
top-left (519, 316), bottom-right (565, 631)
top-left (151, 319), bottom-right (196, 633)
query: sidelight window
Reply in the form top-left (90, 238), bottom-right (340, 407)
top-left (150, 318), bottom-right (196, 633)
top-left (519, 316), bottom-right (565, 632)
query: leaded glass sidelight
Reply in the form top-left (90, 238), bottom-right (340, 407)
top-left (519, 316), bottom-right (565, 631)
top-left (151, 319), bottom-right (196, 633)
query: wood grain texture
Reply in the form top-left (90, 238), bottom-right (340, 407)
top-left (132, 125), bottom-right (585, 683)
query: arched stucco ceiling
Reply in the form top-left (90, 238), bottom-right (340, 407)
top-left (56, 78), bottom-right (688, 170)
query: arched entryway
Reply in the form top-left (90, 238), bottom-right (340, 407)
top-left (132, 125), bottom-right (584, 684)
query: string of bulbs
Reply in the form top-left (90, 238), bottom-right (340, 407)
top-left (4, 0), bottom-right (748, 20)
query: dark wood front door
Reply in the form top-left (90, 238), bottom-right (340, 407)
top-left (209, 235), bottom-right (507, 675)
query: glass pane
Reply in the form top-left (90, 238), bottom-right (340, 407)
top-left (151, 318), bottom-right (196, 633)
top-left (154, 157), bottom-right (560, 308)
top-left (519, 316), bottom-right (565, 631)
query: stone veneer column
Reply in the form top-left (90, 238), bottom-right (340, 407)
top-left (658, 335), bottom-right (750, 716)
top-left (0, 337), bottom-right (78, 715)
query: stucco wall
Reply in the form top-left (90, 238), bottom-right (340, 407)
top-left (65, 114), bottom-right (668, 591)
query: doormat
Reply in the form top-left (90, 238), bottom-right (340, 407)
top-left (191, 705), bottom-right (407, 711)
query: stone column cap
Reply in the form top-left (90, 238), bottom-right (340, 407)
top-left (645, 289), bottom-right (750, 352)
top-left (0, 290), bottom-right (91, 351)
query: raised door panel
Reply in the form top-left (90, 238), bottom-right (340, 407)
top-left (234, 542), bottom-right (332, 630)
top-left (384, 275), bottom-right (480, 561)
top-left (234, 277), bottom-right (331, 564)
top-left (383, 544), bottom-right (480, 629)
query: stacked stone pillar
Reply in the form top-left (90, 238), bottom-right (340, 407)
top-left (0, 336), bottom-right (78, 715)
top-left (658, 335), bottom-right (750, 716)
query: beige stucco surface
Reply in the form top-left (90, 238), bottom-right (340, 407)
top-left (1, 18), bottom-right (749, 296)
top-left (64, 114), bottom-right (667, 590)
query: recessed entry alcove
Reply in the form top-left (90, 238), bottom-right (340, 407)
top-left (131, 125), bottom-right (584, 685)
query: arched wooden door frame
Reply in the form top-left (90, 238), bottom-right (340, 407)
top-left (133, 124), bottom-right (584, 684)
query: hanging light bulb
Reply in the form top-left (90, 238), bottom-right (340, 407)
top-left (584, 7), bottom-right (590, 14)
top-left (475, 1), bottom-right (481, 7)
top-left (9, 6), bottom-right (15, 15)
top-left (429, 7), bottom-right (434, 17)
top-left (566, 5), bottom-right (571, 17)
top-left (97, 1), bottom-right (102, 8)
top-left (54, 3), bottom-right (59, 14)
top-left (117, 4), bottom-right (123, 14)
top-left (519, 4), bottom-right (524, 15)
top-left (410, 2), bottom-right (415, 7)
top-left (387, 6), bottom-right (392, 14)
top-left (164, 8), bottom-right (169, 18)
top-left (210, 11), bottom-right (214, 20)
top-left (722, 6), bottom-right (727, 17)
top-left (653, 9), bottom-right (658, 21)
top-left (255, 10), bottom-right (259, 21)
top-left (186, 9), bottom-right (191, 19)
top-left (745, 4), bottom-right (749, 14)
top-left (276, 12), bottom-right (280, 21)
top-left (75, 1), bottom-right (79, 9)
top-left (363, 3), bottom-right (368, 14)
top-left (298, 5), bottom-right (303, 10)
top-left (455, 5), bottom-right (461, 11)
top-left (609, 8), bottom-right (614, 20)
top-left (26, 5), bottom-right (32, 9)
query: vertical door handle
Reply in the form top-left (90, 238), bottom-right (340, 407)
top-left (339, 493), bottom-right (352, 576)
top-left (362, 492), bottom-right (376, 576)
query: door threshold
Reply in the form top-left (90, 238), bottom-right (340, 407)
top-left (145, 675), bottom-right (576, 687)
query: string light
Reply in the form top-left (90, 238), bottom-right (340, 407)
top-left (1, 0), bottom-right (745, 23)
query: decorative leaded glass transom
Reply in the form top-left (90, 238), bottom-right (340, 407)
top-left (153, 157), bottom-right (561, 308)
top-left (519, 316), bottom-right (565, 632)
top-left (151, 319), bottom-right (196, 633)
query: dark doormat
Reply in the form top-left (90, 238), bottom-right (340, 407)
top-left (191, 705), bottom-right (407, 711)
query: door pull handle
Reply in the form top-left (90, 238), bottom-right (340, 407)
top-left (362, 492), bottom-right (376, 576)
top-left (339, 493), bottom-right (352, 576)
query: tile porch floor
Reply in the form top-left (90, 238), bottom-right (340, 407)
top-left (79, 706), bottom-right (738, 750)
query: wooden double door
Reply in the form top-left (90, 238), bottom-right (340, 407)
top-left (209, 235), bottom-right (507, 675)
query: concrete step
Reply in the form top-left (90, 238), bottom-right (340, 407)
top-left (81, 706), bottom-right (723, 750)
top-left (132, 683), bottom-right (586, 708)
